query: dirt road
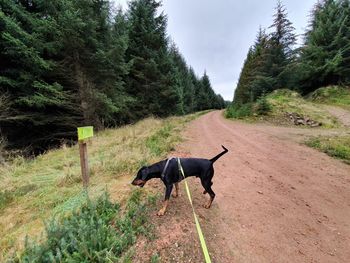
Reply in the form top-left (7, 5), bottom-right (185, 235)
top-left (135, 111), bottom-right (350, 263)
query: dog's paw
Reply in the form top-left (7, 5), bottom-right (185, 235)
top-left (172, 193), bottom-right (178, 198)
top-left (157, 209), bottom-right (166, 216)
top-left (203, 202), bottom-right (211, 209)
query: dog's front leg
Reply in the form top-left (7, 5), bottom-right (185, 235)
top-left (157, 184), bottom-right (173, 216)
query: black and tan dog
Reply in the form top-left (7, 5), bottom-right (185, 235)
top-left (131, 146), bottom-right (228, 216)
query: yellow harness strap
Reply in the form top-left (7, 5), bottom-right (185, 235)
top-left (177, 158), bottom-right (212, 263)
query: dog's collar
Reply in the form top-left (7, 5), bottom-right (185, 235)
top-left (161, 158), bottom-right (173, 179)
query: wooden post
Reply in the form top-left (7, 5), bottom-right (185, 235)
top-left (79, 141), bottom-right (89, 187)
top-left (77, 126), bottom-right (93, 188)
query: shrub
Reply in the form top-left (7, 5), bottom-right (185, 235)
top-left (254, 96), bottom-right (271, 115)
top-left (225, 103), bottom-right (253, 119)
top-left (14, 190), bottom-right (151, 262)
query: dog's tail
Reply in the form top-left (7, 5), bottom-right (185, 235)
top-left (210, 145), bottom-right (228, 163)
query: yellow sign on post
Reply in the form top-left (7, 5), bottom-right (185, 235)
top-left (77, 126), bottom-right (94, 188)
top-left (78, 126), bottom-right (94, 141)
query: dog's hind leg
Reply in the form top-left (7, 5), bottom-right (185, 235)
top-left (203, 183), bottom-right (215, 209)
top-left (201, 170), bottom-right (215, 209)
top-left (202, 181), bottom-right (212, 194)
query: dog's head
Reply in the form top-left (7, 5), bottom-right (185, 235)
top-left (131, 166), bottom-right (149, 187)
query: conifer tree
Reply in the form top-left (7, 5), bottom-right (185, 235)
top-left (0, 0), bottom-right (81, 151)
top-left (299, 0), bottom-right (350, 94)
top-left (266, 0), bottom-right (296, 89)
top-left (126, 0), bottom-right (178, 119)
top-left (0, 0), bottom-right (220, 153)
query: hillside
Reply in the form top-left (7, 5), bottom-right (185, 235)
top-left (0, 112), bottom-right (204, 261)
top-left (226, 87), bottom-right (350, 164)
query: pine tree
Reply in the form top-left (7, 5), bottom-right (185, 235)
top-left (234, 28), bottom-right (272, 104)
top-left (299, 0), bottom-right (350, 94)
top-left (0, 0), bottom-right (81, 152)
top-left (0, 0), bottom-right (220, 153)
top-left (267, 0), bottom-right (296, 89)
top-left (126, 0), bottom-right (178, 119)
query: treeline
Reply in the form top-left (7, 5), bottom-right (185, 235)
top-left (231, 0), bottom-right (350, 110)
top-left (0, 0), bottom-right (225, 153)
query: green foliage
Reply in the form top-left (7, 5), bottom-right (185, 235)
top-left (0, 0), bottom-right (224, 154)
top-left (227, 88), bottom-right (340, 128)
top-left (146, 123), bottom-right (177, 156)
top-left (265, 89), bottom-right (339, 128)
top-left (233, 1), bottom-right (296, 106)
top-left (231, 0), bottom-right (350, 110)
top-left (14, 191), bottom-right (152, 262)
top-left (254, 96), bottom-right (271, 115)
top-left (225, 103), bottom-right (253, 119)
top-left (226, 95), bottom-right (271, 119)
top-left (309, 86), bottom-right (350, 108)
top-left (306, 136), bottom-right (350, 164)
top-left (299, 0), bottom-right (350, 94)
top-left (150, 253), bottom-right (161, 263)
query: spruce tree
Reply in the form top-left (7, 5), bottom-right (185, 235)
top-left (126, 0), bottom-right (178, 119)
top-left (0, 0), bottom-right (80, 152)
top-left (299, 0), bottom-right (350, 94)
top-left (267, 0), bottom-right (296, 89)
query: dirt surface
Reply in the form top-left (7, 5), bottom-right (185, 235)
top-left (133, 111), bottom-right (350, 263)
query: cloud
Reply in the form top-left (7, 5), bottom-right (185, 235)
top-left (112, 0), bottom-right (316, 100)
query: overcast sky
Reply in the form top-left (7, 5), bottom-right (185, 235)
top-left (114, 0), bottom-right (316, 101)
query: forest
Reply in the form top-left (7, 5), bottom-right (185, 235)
top-left (0, 0), bottom-right (225, 154)
top-left (229, 0), bottom-right (350, 116)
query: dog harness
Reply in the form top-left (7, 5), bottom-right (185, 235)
top-left (161, 157), bottom-right (173, 179)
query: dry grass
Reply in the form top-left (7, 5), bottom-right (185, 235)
top-left (0, 113), bottom-right (203, 260)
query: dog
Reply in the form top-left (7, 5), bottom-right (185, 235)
top-left (131, 145), bottom-right (228, 216)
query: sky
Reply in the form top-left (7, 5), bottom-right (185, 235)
top-left (114, 0), bottom-right (316, 101)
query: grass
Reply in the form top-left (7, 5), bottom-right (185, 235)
top-left (150, 253), bottom-right (161, 263)
top-left (309, 86), bottom-right (350, 109)
top-left (305, 135), bottom-right (350, 164)
top-left (226, 89), bottom-right (339, 128)
top-left (0, 112), bottom-right (204, 260)
top-left (265, 89), bottom-right (339, 128)
top-left (9, 190), bottom-right (155, 262)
